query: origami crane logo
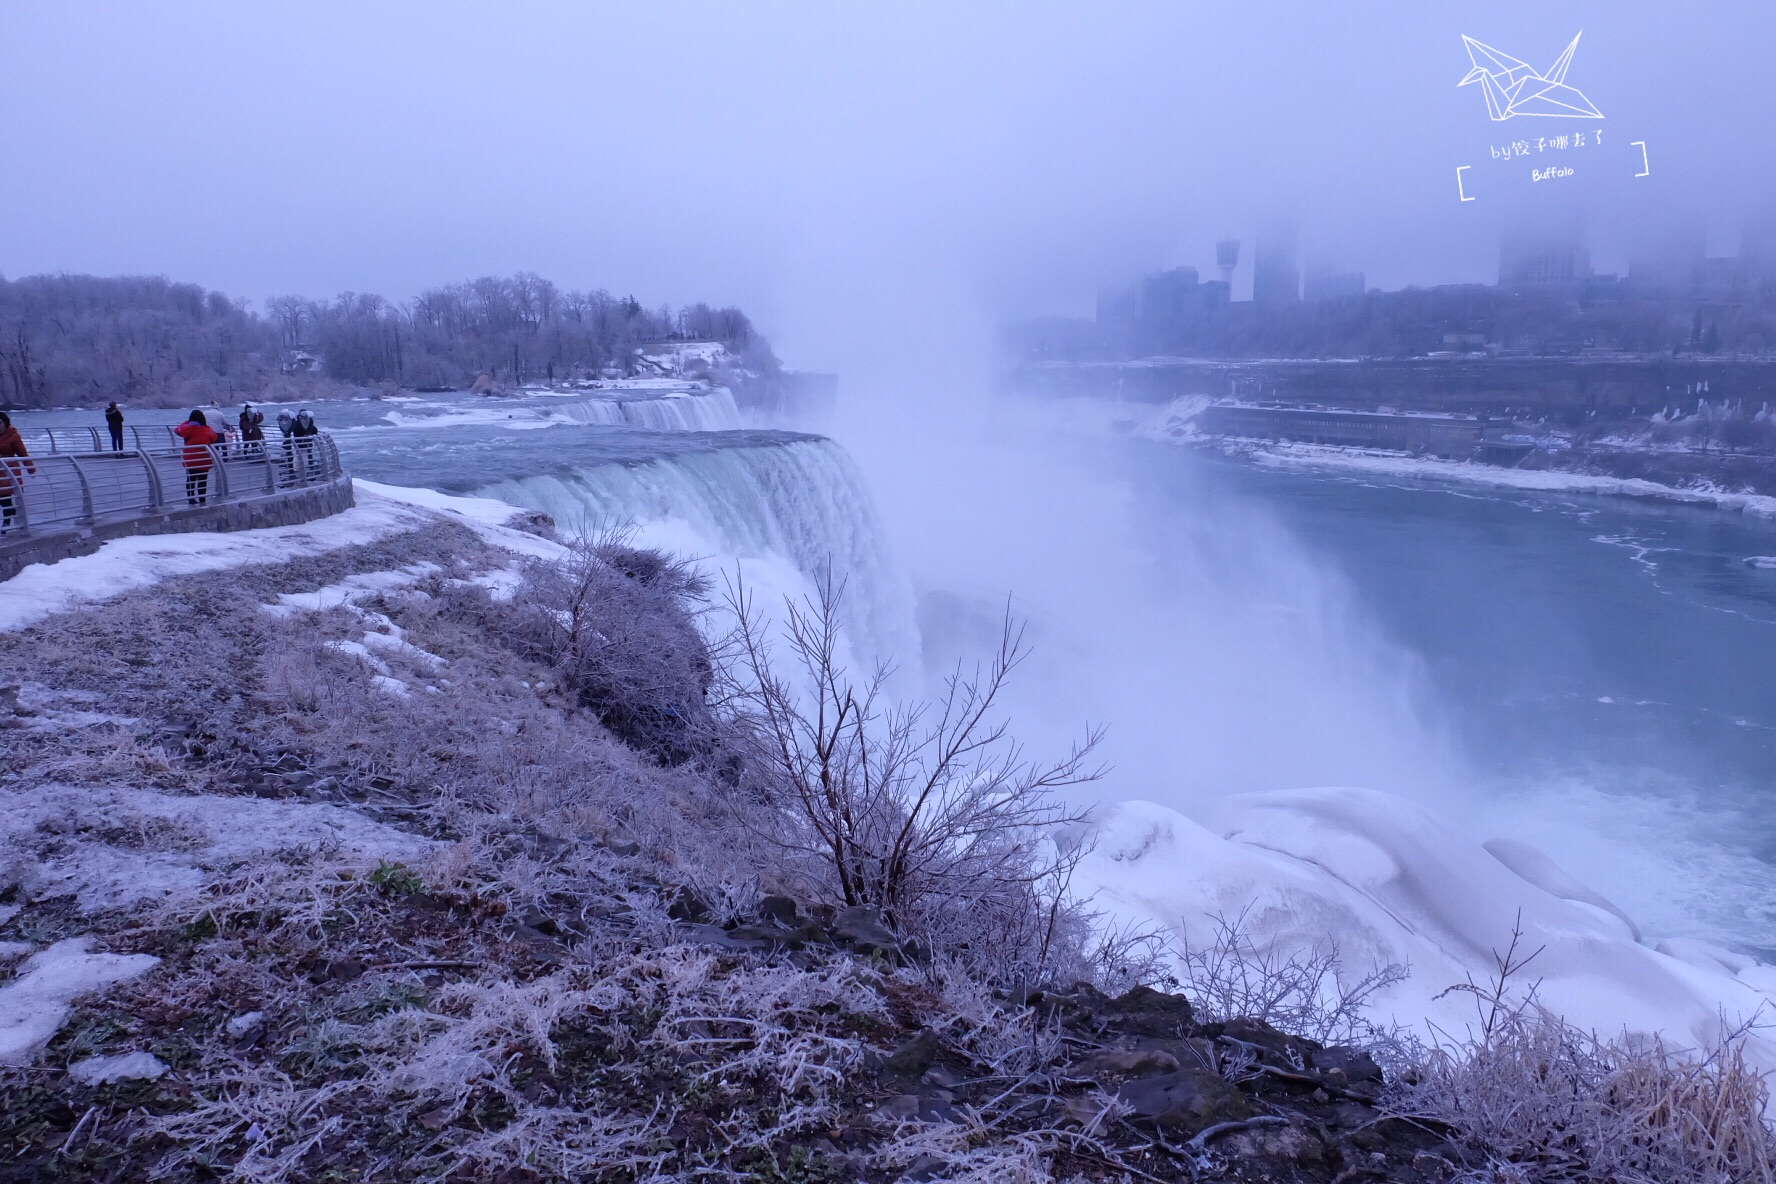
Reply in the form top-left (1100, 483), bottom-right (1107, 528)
top-left (1460, 32), bottom-right (1604, 121)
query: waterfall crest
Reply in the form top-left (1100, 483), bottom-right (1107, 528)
top-left (547, 389), bottom-right (743, 432)
top-left (476, 435), bottom-right (916, 663)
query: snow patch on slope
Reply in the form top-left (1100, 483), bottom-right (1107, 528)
top-left (0, 938), bottom-right (160, 1064)
top-left (1, 782), bottom-right (439, 913)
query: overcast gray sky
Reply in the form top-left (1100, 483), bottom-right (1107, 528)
top-left (3, 2), bottom-right (1771, 368)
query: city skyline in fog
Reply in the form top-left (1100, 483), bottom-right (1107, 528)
top-left (3, 2), bottom-right (1773, 369)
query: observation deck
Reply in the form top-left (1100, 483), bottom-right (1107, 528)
top-left (0, 426), bottom-right (354, 581)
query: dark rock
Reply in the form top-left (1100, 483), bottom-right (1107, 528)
top-left (327, 958), bottom-right (365, 983)
top-left (682, 924), bottom-right (776, 953)
top-left (529, 835), bottom-right (570, 861)
top-left (723, 924), bottom-right (795, 948)
top-left (832, 905), bottom-right (899, 956)
top-left (1221, 1118), bottom-right (1327, 1170)
top-left (1104, 984), bottom-right (1195, 1036)
top-left (1117, 1067), bottom-right (1249, 1133)
top-left (1219, 1015), bottom-right (1317, 1065)
top-left (1314, 1044), bottom-right (1383, 1085)
top-left (667, 889), bottom-right (712, 924)
top-left (1074, 1047), bottom-right (1181, 1080)
top-left (756, 895), bottom-right (800, 925)
top-left (884, 1028), bottom-right (940, 1079)
top-left (1412, 1149), bottom-right (1458, 1179)
top-left (898, 1153), bottom-right (948, 1180)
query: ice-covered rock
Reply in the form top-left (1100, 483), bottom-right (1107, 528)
top-left (1483, 836), bottom-right (1641, 941)
top-left (1075, 788), bottom-right (1776, 1076)
top-left (225, 1011), bottom-right (265, 1039)
top-left (68, 1050), bottom-right (169, 1084)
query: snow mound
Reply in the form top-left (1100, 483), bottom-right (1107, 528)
top-left (1483, 837), bottom-right (1641, 941)
top-left (352, 480), bottom-right (565, 560)
top-left (1, 783), bottom-right (439, 913)
top-left (269, 563), bottom-right (442, 617)
top-left (1076, 788), bottom-right (1776, 1074)
top-left (0, 938), bottom-right (160, 1064)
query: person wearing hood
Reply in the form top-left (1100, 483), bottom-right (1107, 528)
top-left (289, 407), bottom-right (319, 480)
top-left (0, 412), bottom-right (37, 531)
top-left (105, 402), bottom-right (125, 451)
top-left (238, 403), bottom-right (266, 456)
top-left (174, 409), bottom-right (223, 505)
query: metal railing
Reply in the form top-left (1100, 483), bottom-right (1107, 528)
top-left (0, 434), bottom-right (345, 539)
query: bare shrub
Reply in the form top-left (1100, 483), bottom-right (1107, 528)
top-left (720, 566), bottom-right (1104, 981)
top-left (504, 532), bottom-right (718, 765)
top-left (1175, 907), bottom-right (1408, 1050)
top-left (1389, 921), bottom-right (1776, 1183)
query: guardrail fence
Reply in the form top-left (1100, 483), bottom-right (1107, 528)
top-left (0, 434), bottom-right (345, 539)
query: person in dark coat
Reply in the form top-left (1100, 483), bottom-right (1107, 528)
top-left (104, 402), bottom-right (125, 451)
top-left (238, 404), bottom-right (265, 457)
top-left (173, 409), bottom-right (223, 505)
top-left (0, 412), bottom-right (37, 531)
top-left (289, 408), bottom-right (319, 480)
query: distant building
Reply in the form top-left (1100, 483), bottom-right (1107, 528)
top-left (1499, 231), bottom-right (1593, 289)
top-left (1141, 267), bottom-right (1202, 321)
top-left (1215, 238), bottom-right (1241, 289)
top-left (1252, 223), bottom-right (1301, 305)
top-left (1304, 269), bottom-right (1366, 302)
top-left (1626, 229), bottom-right (1705, 296)
top-left (1095, 283), bottom-right (1140, 329)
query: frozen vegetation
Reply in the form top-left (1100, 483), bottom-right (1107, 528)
top-left (0, 482), bottom-right (1772, 1182)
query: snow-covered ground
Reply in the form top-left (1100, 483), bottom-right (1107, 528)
top-left (0, 480), bottom-right (562, 633)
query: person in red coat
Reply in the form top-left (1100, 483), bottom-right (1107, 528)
top-left (174, 409), bottom-right (223, 505)
top-left (0, 412), bottom-right (36, 532)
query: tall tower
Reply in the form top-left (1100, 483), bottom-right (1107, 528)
top-left (1216, 238), bottom-right (1240, 289)
top-left (1252, 222), bottom-right (1301, 306)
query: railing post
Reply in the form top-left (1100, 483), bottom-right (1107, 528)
top-left (64, 456), bottom-right (96, 522)
top-left (140, 449), bottom-right (164, 510)
top-left (6, 461), bottom-right (30, 533)
top-left (44, 428), bottom-right (60, 454)
top-left (88, 427), bottom-right (102, 453)
top-left (208, 446), bottom-right (228, 501)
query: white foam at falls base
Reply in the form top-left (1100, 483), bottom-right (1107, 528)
top-left (475, 437), bottom-right (918, 664)
top-left (1074, 787), bottom-right (1776, 1077)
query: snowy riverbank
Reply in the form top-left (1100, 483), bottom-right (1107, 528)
top-left (1142, 399), bottom-right (1776, 517)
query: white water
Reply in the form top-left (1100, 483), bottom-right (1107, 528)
top-left (474, 435), bottom-right (917, 664)
top-left (802, 373), bottom-right (1776, 1079)
top-left (546, 389), bottom-right (743, 432)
